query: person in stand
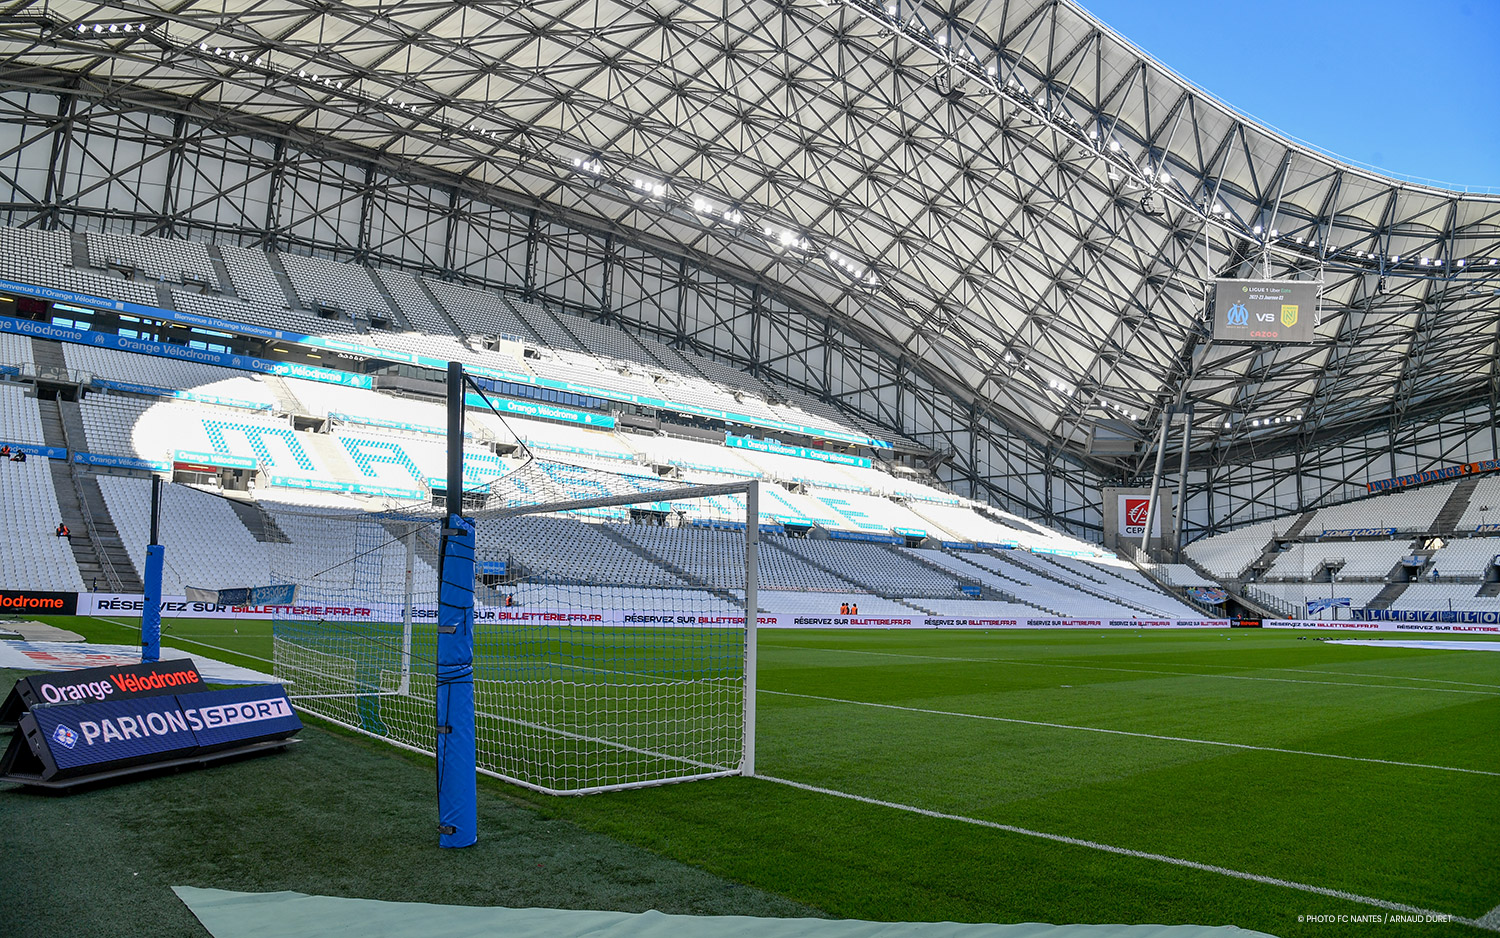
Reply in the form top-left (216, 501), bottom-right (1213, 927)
top-left (0, 445), bottom-right (10, 458)
top-left (11, 450), bottom-right (25, 462)
top-left (56, 522), bottom-right (70, 539)
top-left (850, 602), bottom-right (859, 616)
top-left (840, 602), bottom-right (849, 615)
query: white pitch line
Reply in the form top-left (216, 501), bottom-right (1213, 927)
top-left (1099, 657), bottom-right (1500, 690)
top-left (98, 616), bottom-right (276, 666)
top-left (1479, 903), bottom-right (1500, 931)
top-left (762, 689), bottom-right (1499, 777)
top-left (809, 646), bottom-right (1499, 695)
top-left (758, 773), bottom-right (1495, 933)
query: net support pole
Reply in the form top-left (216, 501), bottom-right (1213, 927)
top-left (436, 361), bottom-right (477, 848)
top-left (141, 475), bottom-right (163, 663)
top-left (398, 526), bottom-right (415, 696)
top-left (741, 479), bottom-right (758, 778)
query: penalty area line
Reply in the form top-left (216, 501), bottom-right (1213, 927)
top-left (758, 773), bottom-right (1496, 933)
top-left (762, 689), bottom-right (1498, 777)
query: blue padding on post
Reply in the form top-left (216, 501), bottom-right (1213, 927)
top-left (435, 513), bottom-right (477, 848)
top-left (141, 544), bottom-right (164, 663)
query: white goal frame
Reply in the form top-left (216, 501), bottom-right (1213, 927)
top-left (274, 477), bottom-right (759, 795)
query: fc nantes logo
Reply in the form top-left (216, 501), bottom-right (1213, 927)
top-left (1280, 304), bottom-right (1299, 328)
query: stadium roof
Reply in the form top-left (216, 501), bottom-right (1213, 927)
top-left (1, 0), bottom-right (1498, 474)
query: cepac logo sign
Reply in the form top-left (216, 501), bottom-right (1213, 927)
top-left (1119, 494), bottom-right (1158, 538)
top-left (1225, 302), bottom-right (1249, 326)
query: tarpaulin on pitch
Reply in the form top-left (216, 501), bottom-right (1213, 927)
top-left (173, 887), bottom-right (1281, 938)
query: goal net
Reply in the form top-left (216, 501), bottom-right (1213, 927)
top-left (271, 462), bottom-right (760, 796)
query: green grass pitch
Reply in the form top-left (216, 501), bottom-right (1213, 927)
top-left (4, 614), bottom-right (1497, 937)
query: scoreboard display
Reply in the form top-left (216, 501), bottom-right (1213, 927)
top-left (1213, 279), bottom-right (1321, 343)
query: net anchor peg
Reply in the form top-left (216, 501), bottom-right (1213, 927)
top-left (436, 725), bottom-right (452, 734)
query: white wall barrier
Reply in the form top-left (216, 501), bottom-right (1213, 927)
top-left (77, 594), bottom-right (1231, 630)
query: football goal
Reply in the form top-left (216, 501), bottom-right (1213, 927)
top-left (271, 469), bottom-right (761, 796)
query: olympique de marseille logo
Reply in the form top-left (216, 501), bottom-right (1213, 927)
top-left (1225, 302), bottom-right (1249, 326)
top-left (52, 724), bottom-right (78, 749)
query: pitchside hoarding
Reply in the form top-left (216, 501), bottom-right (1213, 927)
top-left (0, 659), bottom-right (204, 727)
top-left (69, 593), bottom-right (1231, 629)
top-left (1264, 620), bottom-right (1499, 634)
top-left (0, 589), bottom-right (78, 616)
top-left (1213, 279), bottom-right (1320, 343)
top-left (2, 684), bottom-right (301, 784)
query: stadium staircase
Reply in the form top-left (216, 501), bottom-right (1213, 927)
top-left (883, 544), bottom-right (1021, 605)
top-left (154, 283), bottom-right (175, 308)
top-left (1429, 477), bottom-right (1481, 536)
top-left (261, 375), bottom-right (306, 415)
top-left (220, 494), bottom-right (292, 544)
top-left (1478, 582), bottom-right (1500, 598)
top-left (595, 526), bottom-right (743, 607)
top-left (1366, 582), bottom-right (1409, 610)
top-left (410, 276), bottom-right (471, 344)
top-left (264, 252), bottom-right (307, 309)
top-left (359, 268), bottom-right (411, 329)
top-left (76, 473), bottom-right (143, 593)
top-left (301, 433), bottom-right (362, 483)
top-left (1120, 555), bottom-right (1222, 618)
top-left (537, 304), bottom-right (591, 352)
top-left (932, 550), bottom-right (1064, 615)
top-left (48, 396), bottom-right (141, 593)
top-left (204, 245), bottom-right (239, 299)
top-left (761, 538), bottom-right (930, 613)
top-left (68, 231), bottom-right (90, 268)
top-left (36, 398), bottom-right (118, 592)
top-left (1246, 536), bottom-right (1286, 579)
top-left (29, 338), bottom-right (71, 383)
top-left (990, 552), bottom-right (1161, 617)
top-left (1282, 511), bottom-right (1317, 539)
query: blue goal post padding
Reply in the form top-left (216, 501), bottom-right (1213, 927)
top-left (435, 513), bottom-right (477, 848)
top-left (141, 544), bottom-right (164, 664)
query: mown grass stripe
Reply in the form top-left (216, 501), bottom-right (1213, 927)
top-left (763, 688), bottom-right (1499, 777)
top-left (815, 646), bottom-right (1500, 695)
top-left (760, 773), bottom-right (1496, 933)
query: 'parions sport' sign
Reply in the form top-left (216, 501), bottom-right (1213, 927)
top-left (0, 659), bottom-right (202, 727)
top-left (14, 684), bottom-right (301, 781)
top-left (1214, 279), bottom-right (1321, 343)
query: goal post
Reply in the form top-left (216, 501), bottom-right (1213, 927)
top-left (270, 474), bottom-right (762, 799)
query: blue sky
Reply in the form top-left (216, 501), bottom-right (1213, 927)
top-left (1077, 0), bottom-right (1500, 190)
